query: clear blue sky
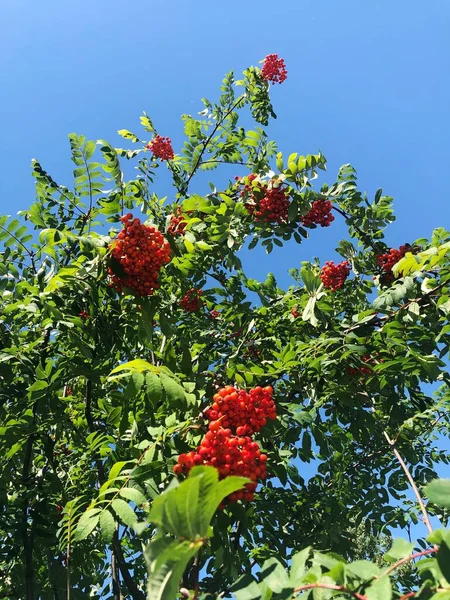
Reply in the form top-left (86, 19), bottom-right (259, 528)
top-left (2, 0), bottom-right (449, 545)
top-left (1, 0), bottom-right (449, 287)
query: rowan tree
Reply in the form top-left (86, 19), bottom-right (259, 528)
top-left (1, 54), bottom-right (450, 600)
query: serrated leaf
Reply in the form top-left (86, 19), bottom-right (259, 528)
top-left (74, 509), bottom-right (101, 541)
top-left (119, 487), bottom-right (148, 507)
top-left (145, 537), bottom-right (201, 600)
top-left (365, 575), bottom-right (392, 600)
top-left (146, 372), bottom-right (163, 404)
top-left (260, 558), bottom-right (291, 594)
top-left (99, 510), bottom-right (115, 543)
top-left (111, 498), bottom-right (137, 528)
top-left (149, 466), bottom-right (247, 539)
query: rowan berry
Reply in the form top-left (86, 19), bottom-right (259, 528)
top-left (236, 175), bottom-right (291, 225)
top-left (168, 206), bottom-right (187, 236)
top-left (108, 213), bottom-right (171, 297)
top-left (320, 261), bottom-right (351, 291)
top-left (376, 244), bottom-right (415, 285)
top-left (261, 54), bottom-right (288, 84)
top-left (174, 426), bottom-right (267, 505)
top-left (146, 135), bottom-right (174, 160)
top-left (180, 288), bottom-right (204, 312)
top-left (205, 385), bottom-right (276, 435)
top-left (301, 200), bottom-right (335, 228)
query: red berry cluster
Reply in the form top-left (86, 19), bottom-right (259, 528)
top-left (174, 385), bottom-right (275, 505)
top-left (108, 213), bottom-right (171, 296)
top-left (320, 260), bottom-right (351, 291)
top-left (347, 354), bottom-right (373, 377)
top-left (146, 135), bottom-right (174, 161)
top-left (205, 385), bottom-right (276, 435)
top-left (168, 206), bottom-right (187, 236)
top-left (376, 244), bottom-right (413, 285)
top-left (210, 310), bottom-right (220, 319)
top-left (180, 288), bottom-right (204, 312)
top-left (174, 426), bottom-right (266, 503)
top-left (236, 176), bottom-right (290, 224)
top-left (79, 310), bottom-right (89, 320)
top-left (291, 307), bottom-right (300, 318)
top-left (261, 54), bottom-right (288, 84)
top-left (301, 200), bottom-right (335, 228)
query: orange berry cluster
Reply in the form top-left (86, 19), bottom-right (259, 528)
top-left (168, 206), bottom-right (187, 236)
top-left (261, 54), bottom-right (288, 84)
top-left (180, 288), bottom-right (204, 312)
top-left (301, 200), bottom-right (335, 228)
top-left (205, 385), bottom-right (276, 435)
top-left (174, 426), bottom-right (266, 503)
top-left (236, 175), bottom-right (290, 224)
top-left (174, 385), bottom-right (276, 505)
top-left (320, 260), bottom-right (351, 291)
top-left (108, 213), bottom-right (171, 296)
top-left (146, 135), bottom-right (174, 160)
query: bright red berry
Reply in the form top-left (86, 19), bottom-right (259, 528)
top-left (301, 200), bottom-right (335, 228)
top-left (320, 261), bottom-right (351, 291)
top-left (261, 54), bottom-right (287, 84)
top-left (168, 206), bottom-right (187, 236)
top-left (180, 288), bottom-right (204, 313)
top-left (108, 214), bottom-right (171, 297)
top-left (147, 135), bottom-right (174, 160)
top-left (237, 176), bottom-right (290, 225)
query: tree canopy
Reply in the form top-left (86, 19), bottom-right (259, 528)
top-left (1, 55), bottom-right (450, 600)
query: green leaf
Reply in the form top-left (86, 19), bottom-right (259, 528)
top-left (149, 466), bottom-right (247, 539)
top-left (74, 509), bottom-right (101, 541)
top-left (145, 537), bottom-right (201, 600)
top-left (99, 510), bottom-right (116, 543)
top-left (109, 359), bottom-right (154, 375)
top-left (365, 575), bottom-right (392, 600)
top-left (146, 372), bottom-right (163, 404)
top-left (111, 498), bottom-right (138, 528)
top-left (425, 479), bottom-right (450, 508)
top-left (383, 538), bottom-right (414, 563)
top-left (260, 558), bottom-right (291, 594)
top-left (230, 575), bottom-right (262, 600)
top-left (119, 487), bottom-right (148, 507)
top-left (124, 372), bottom-right (145, 399)
top-left (159, 373), bottom-right (186, 406)
top-left (290, 547), bottom-right (311, 586)
top-left (346, 560), bottom-right (380, 580)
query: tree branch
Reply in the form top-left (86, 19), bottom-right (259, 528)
top-left (183, 96), bottom-right (244, 194)
top-left (294, 582), bottom-right (367, 599)
top-left (382, 430), bottom-right (434, 534)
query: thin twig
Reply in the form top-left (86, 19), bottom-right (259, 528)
top-left (382, 546), bottom-right (438, 577)
top-left (294, 582), bottom-right (367, 599)
top-left (382, 430), bottom-right (434, 534)
top-left (184, 96), bottom-right (244, 193)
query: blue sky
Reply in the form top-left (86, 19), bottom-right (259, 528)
top-left (2, 0), bottom-right (450, 546)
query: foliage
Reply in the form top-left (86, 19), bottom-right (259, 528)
top-left (1, 57), bottom-right (450, 600)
